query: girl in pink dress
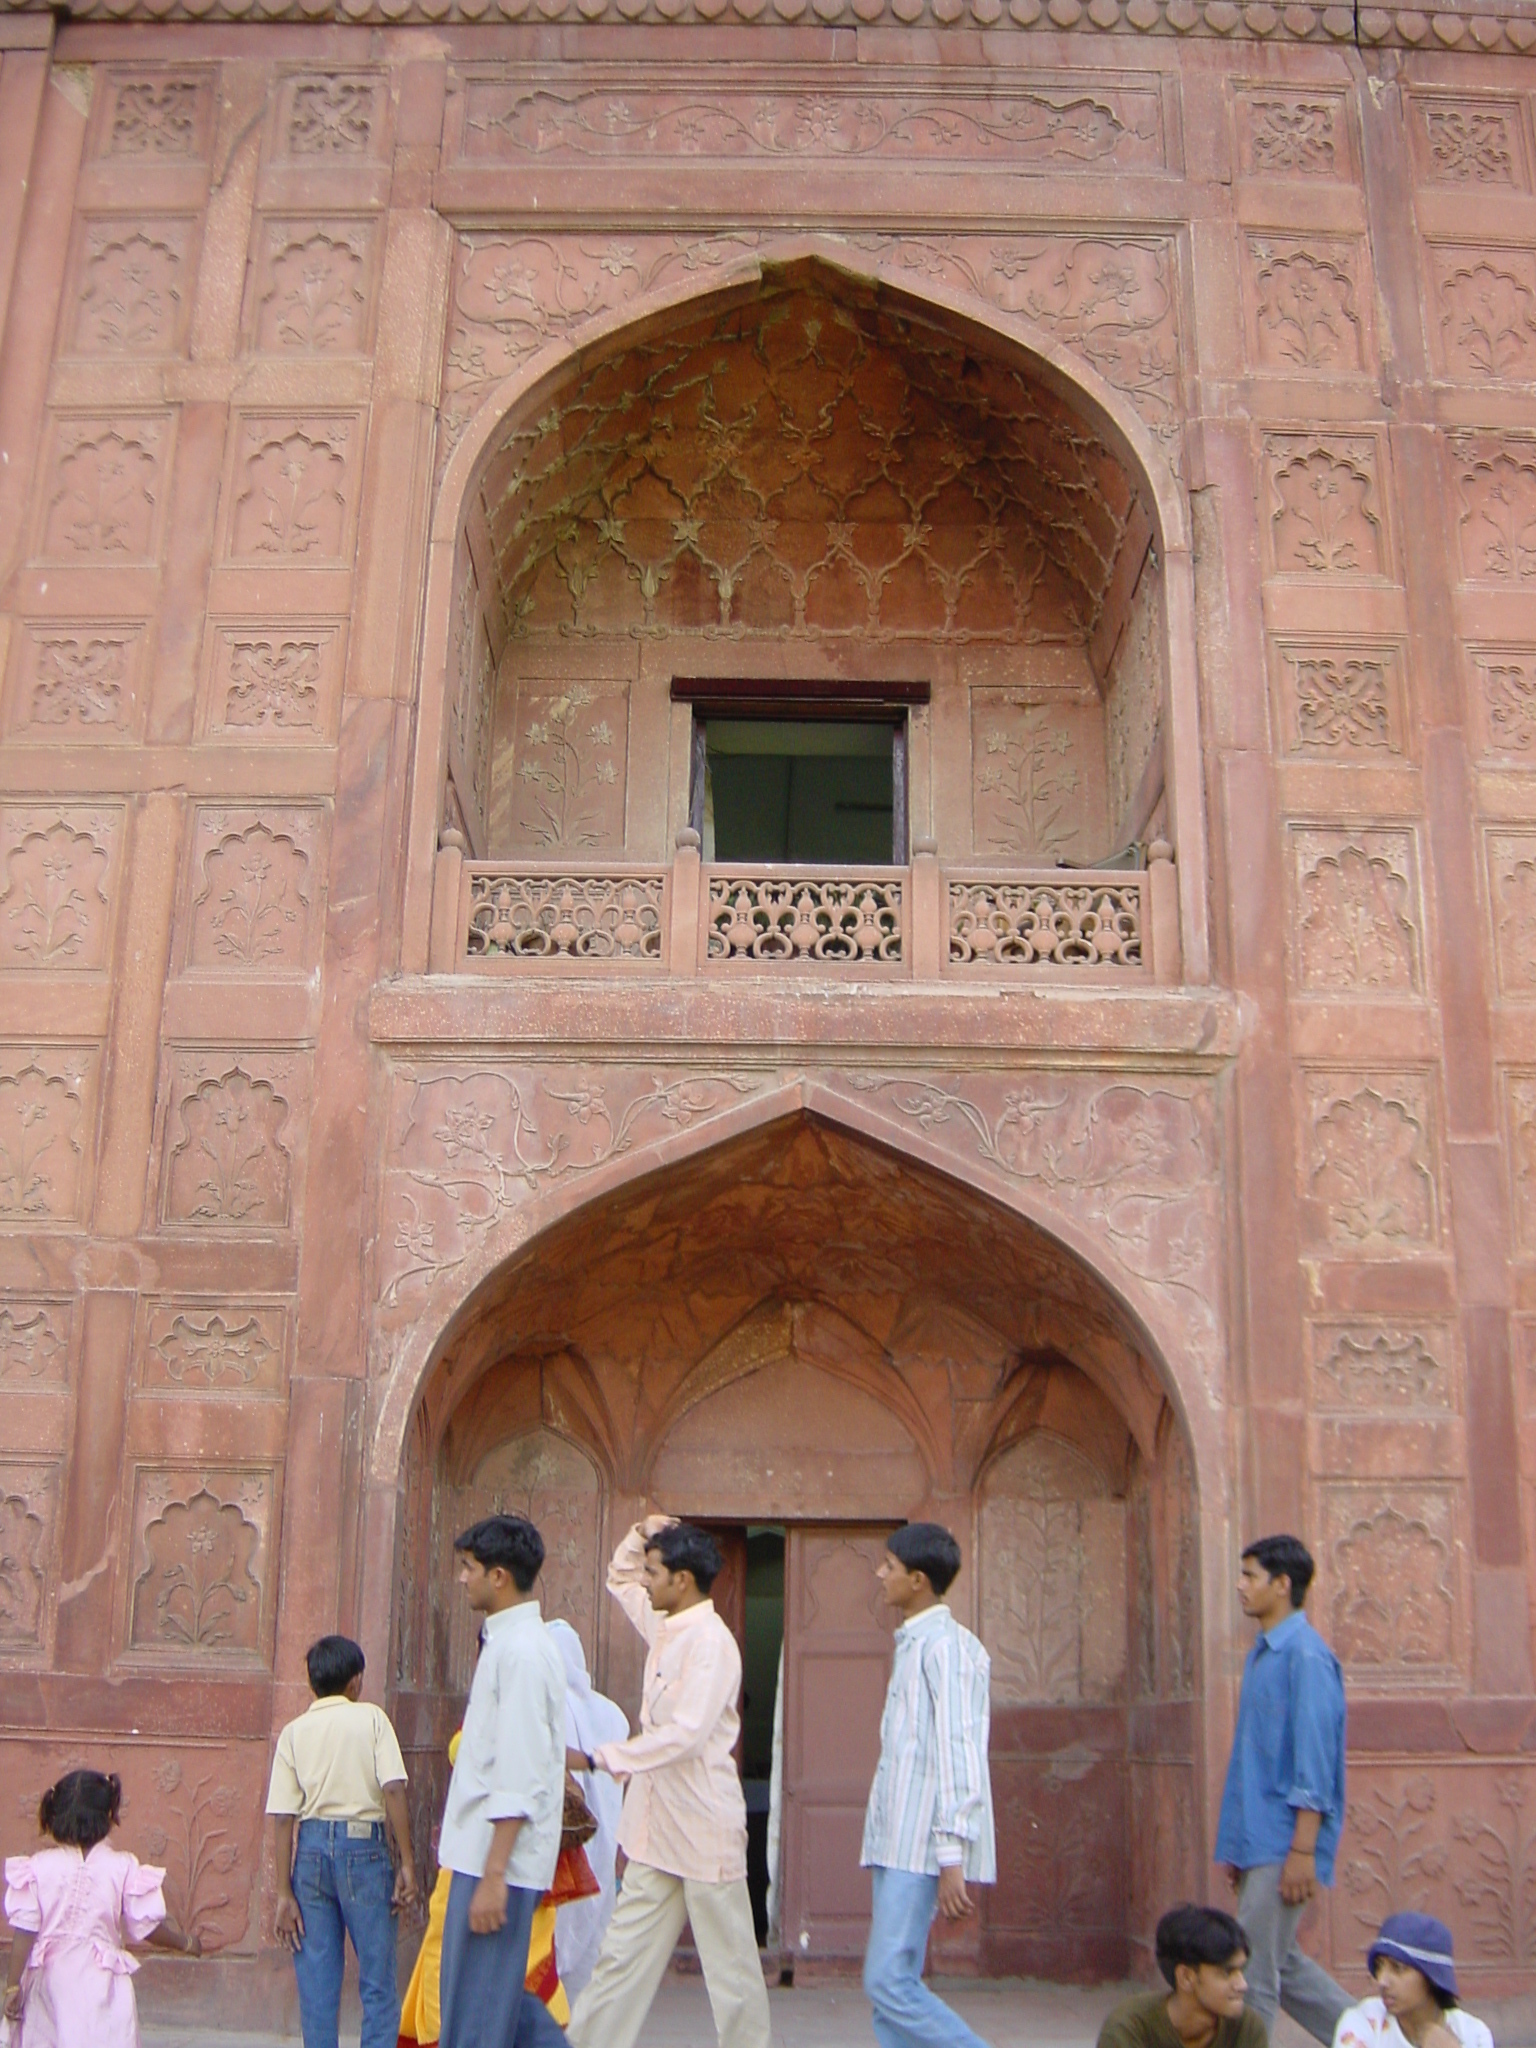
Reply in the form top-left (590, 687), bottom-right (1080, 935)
top-left (3, 1769), bottom-right (199, 2047)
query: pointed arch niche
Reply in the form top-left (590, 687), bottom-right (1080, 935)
top-left (405, 251), bottom-right (1206, 982)
top-left (390, 1113), bottom-right (1203, 1981)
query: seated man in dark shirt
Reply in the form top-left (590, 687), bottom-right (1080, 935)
top-left (1099, 1905), bottom-right (1268, 2048)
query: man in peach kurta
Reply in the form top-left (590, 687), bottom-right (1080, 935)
top-left (566, 1517), bottom-right (770, 2048)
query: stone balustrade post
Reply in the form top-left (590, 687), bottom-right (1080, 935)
top-left (428, 828), bottom-right (466, 973)
top-left (1148, 837), bottom-right (1181, 985)
top-left (910, 837), bottom-right (943, 981)
top-left (671, 827), bottom-right (703, 976)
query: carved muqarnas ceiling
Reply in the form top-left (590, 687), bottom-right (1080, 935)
top-left (475, 271), bottom-right (1144, 647)
top-left (429, 1115), bottom-right (1166, 1478)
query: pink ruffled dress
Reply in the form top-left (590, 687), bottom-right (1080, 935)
top-left (3, 1844), bottom-right (167, 2048)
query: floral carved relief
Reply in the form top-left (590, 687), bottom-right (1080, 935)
top-left (104, 75), bottom-right (210, 158)
top-left (1452, 1777), bottom-right (1536, 1964)
top-left (1455, 441), bottom-right (1536, 584)
top-left (1235, 93), bottom-right (1344, 177)
top-left (0, 1054), bottom-right (94, 1224)
top-left (161, 1055), bottom-right (301, 1231)
top-left (1265, 436), bottom-right (1387, 577)
top-left (1412, 100), bottom-right (1527, 188)
top-left (281, 76), bottom-right (383, 157)
top-left (186, 810), bottom-right (320, 973)
top-left (0, 1301), bottom-right (71, 1387)
top-left (970, 696), bottom-right (1103, 861)
top-left (1308, 1323), bottom-right (1455, 1411)
top-left (1271, 642), bottom-right (1402, 756)
top-left (1321, 1489), bottom-right (1459, 1679)
top-left (1490, 835), bottom-right (1536, 998)
top-left (138, 1301), bottom-right (287, 1395)
top-left (505, 682), bottom-right (629, 854)
top-left (1246, 238), bottom-right (1367, 373)
top-left (1508, 1075), bottom-right (1536, 1254)
top-left (1291, 829), bottom-right (1420, 994)
top-left (0, 1464), bottom-right (59, 1652)
top-left (1342, 1775), bottom-right (1452, 1938)
top-left (0, 808), bottom-right (120, 970)
top-left (226, 416), bottom-right (357, 562)
top-left (203, 627), bottom-right (339, 741)
top-left (70, 220), bottom-right (192, 357)
top-left (39, 416), bottom-right (169, 564)
top-left (251, 221), bottom-right (374, 355)
top-left (9, 627), bottom-right (142, 738)
top-left (1433, 250), bottom-right (1536, 380)
top-left (142, 1757), bottom-right (251, 1952)
top-left (128, 1469), bottom-right (272, 1661)
top-left (1469, 647), bottom-right (1536, 758)
top-left (1303, 1073), bottom-right (1438, 1250)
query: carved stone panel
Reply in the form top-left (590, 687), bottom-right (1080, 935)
top-left (0, 1299), bottom-right (72, 1388)
top-left (1454, 440), bottom-right (1536, 586)
top-left (1430, 246), bottom-right (1536, 382)
top-left (0, 1050), bottom-right (99, 1226)
top-left (1506, 1073), bottom-right (1536, 1254)
top-left (1270, 639), bottom-right (1405, 757)
top-left (455, 71), bottom-right (1170, 171)
top-left (1468, 646), bottom-right (1536, 761)
top-left (274, 73), bottom-right (387, 160)
top-left (183, 806), bottom-right (323, 974)
top-left (6, 622), bottom-right (146, 741)
top-left (1307, 1321), bottom-right (1457, 1412)
top-left (500, 679), bottom-right (630, 855)
top-left (159, 1051), bottom-right (305, 1232)
top-left (136, 1298), bottom-right (289, 1397)
top-left (36, 414), bottom-right (172, 566)
top-left (223, 413), bottom-right (362, 565)
top-left (1318, 1484), bottom-right (1463, 1684)
top-left (0, 1462), bottom-right (60, 1655)
top-left (0, 805), bottom-right (122, 971)
top-left (97, 71), bottom-right (215, 162)
top-left (980, 1433), bottom-right (1125, 1706)
top-left (1262, 435), bottom-right (1389, 580)
top-left (1233, 90), bottom-right (1351, 179)
top-left (247, 217), bottom-right (377, 356)
top-left (970, 692), bottom-right (1107, 862)
top-left (1242, 236), bottom-right (1370, 375)
top-left (1407, 95), bottom-right (1530, 190)
top-left (1289, 828), bottom-right (1422, 996)
top-left (66, 216), bottom-right (196, 357)
top-left (199, 622), bottom-right (345, 742)
top-left (1489, 834), bottom-right (1536, 1000)
top-left (125, 1465), bottom-right (276, 1665)
top-left (1301, 1071), bottom-right (1440, 1254)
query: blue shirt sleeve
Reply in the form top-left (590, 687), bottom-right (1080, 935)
top-left (1285, 1643), bottom-right (1342, 1816)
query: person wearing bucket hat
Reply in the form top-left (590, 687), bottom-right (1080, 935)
top-left (1332, 1914), bottom-right (1493, 2048)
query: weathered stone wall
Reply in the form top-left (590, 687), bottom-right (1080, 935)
top-left (1, 13), bottom-right (1535, 2015)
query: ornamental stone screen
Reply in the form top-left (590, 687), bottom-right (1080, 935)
top-left (0, 5), bottom-right (1534, 2023)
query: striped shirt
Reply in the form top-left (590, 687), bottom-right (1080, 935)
top-left (860, 1603), bottom-right (996, 1882)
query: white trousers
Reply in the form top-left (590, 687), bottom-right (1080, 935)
top-left (566, 1860), bottom-right (771, 2048)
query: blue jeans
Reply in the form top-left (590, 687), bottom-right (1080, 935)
top-left (290, 1818), bottom-right (399, 2048)
top-left (863, 1867), bottom-right (991, 2048)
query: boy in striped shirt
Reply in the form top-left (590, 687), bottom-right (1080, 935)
top-left (861, 1523), bottom-right (996, 2048)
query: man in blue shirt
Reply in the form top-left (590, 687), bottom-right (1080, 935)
top-left (1215, 1534), bottom-right (1349, 2044)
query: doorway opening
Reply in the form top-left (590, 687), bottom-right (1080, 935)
top-left (742, 1526), bottom-right (786, 1947)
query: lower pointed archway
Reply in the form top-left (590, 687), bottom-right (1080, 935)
top-left (390, 1112), bottom-right (1205, 1981)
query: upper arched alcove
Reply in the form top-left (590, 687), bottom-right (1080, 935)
top-left (443, 261), bottom-right (1169, 874)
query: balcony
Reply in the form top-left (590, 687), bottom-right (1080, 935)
top-left (429, 833), bottom-right (1182, 984)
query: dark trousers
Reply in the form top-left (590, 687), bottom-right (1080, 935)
top-left (440, 1872), bottom-right (570, 2048)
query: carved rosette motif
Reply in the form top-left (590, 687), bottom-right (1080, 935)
top-left (279, 75), bottom-right (385, 158)
top-left (1271, 641), bottom-right (1403, 757)
top-left (137, 1300), bottom-right (289, 1396)
top-left (1410, 97), bottom-right (1529, 188)
top-left (202, 624), bottom-right (341, 741)
top-left (0, 1300), bottom-right (72, 1388)
top-left (1234, 92), bottom-right (1348, 177)
top-left (1307, 1322), bottom-right (1455, 1412)
top-left (102, 74), bottom-right (213, 159)
top-left (8, 625), bottom-right (144, 738)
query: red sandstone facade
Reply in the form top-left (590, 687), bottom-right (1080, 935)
top-left (2, 4), bottom-right (1536, 2023)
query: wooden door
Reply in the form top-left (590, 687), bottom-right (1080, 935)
top-left (779, 1524), bottom-right (898, 1965)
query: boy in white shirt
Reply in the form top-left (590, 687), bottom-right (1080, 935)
top-left (266, 1634), bottom-right (419, 2048)
top-left (436, 1514), bottom-right (570, 2048)
top-left (1333, 1915), bottom-right (1492, 2048)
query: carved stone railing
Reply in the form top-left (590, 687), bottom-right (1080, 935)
top-left (704, 868), bottom-right (903, 967)
top-left (461, 864), bottom-right (667, 965)
top-left (435, 833), bottom-right (1180, 983)
top-left (947, 872), bottom-right (1144, 970)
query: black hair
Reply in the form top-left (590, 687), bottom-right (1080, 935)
top-left (306, 1634), bottom-right (366, 1698)
top-left (1241, 1534), bottom-right (1315, 1606)
top-left (1156, 1904), bottom-right (1250, 1986)
top-left (454, 1514), bottom-right (545, 1592)
top-left (39, 1769), bottom-right (122, 1850)
top-left (887, 1522), bottom-right (962, 1596)
top-left (645, 1521), bottom-right (723, 1594)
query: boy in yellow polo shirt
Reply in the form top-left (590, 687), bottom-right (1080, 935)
top-left (266, 1634), bottom-right (420, 2048)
